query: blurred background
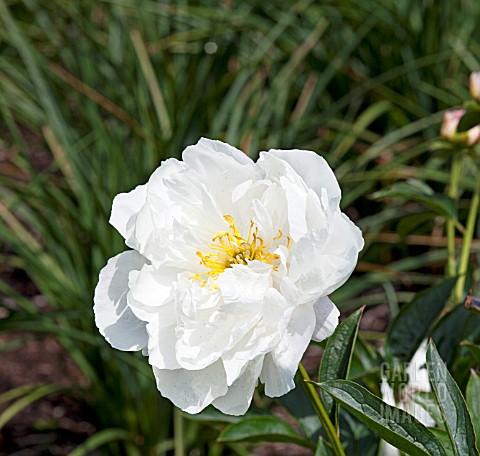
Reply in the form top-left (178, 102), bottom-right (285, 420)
top-left (1, 0), bottom-right (480, 454)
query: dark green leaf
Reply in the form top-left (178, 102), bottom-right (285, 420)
top-left (217, 416), bottom-right (315, 449)
top-left (281, 377), bottom-right (318, 438)
top-left (315, 437), bottom-right (335, 456)
top-left (319, 307), bottom-right (363, 426)
top-left (460, 341), bottom-right (480, 365)
top-left (318, 380), bottom-right (446, 456)
top-left (432, 305), bottom-right (480, 368)
top-left (183, 406), bottom-right (244, 424)
top-left (466, 370), bottom-right (480, 450)
top-left (338, 409), bottom-right (380, 456)
top-left (68, 429), bottom-right (133, 456)
top-left (429, 428), bottom-right (455, 456)
top-left (457, 110), bottom-right (480, 133)
top-left (426, 340), bottom-right (479, 456)
top-left (372, 180), bottom-right (456, 219)
top-left (412, 392), bottom-right (445, 429)
top-left (385, 278), bottom-right (457, 363)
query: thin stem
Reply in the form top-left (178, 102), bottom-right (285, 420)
top-left (447, 154), bottom-right (462, 278)
top-left (455, 174), bottom-right (480, 303)
top-left (298, 363), bottom-right (346, 456)
top-left (174, 407), bottom-right (185, 456)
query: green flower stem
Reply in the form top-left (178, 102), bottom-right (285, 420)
top-left (447, 154), bottom-right (462, 278)
top-left (174, 407), bottom-right (185, 456)
top-left (455, 174), bottom-right (480, 303)
top-left (298, 363), bottom-right (346, 456)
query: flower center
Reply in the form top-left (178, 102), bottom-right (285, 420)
top-left (192, 214), bottom-right (287, 285)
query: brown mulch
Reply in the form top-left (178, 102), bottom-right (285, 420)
top-left (0, 332), bottom-right (95, 456)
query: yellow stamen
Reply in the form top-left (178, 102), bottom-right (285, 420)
top-left (193, 215), bottom-right (288, 286)
top-left (273, 229), bottom-right (283, 240)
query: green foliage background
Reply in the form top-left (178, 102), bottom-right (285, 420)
top-left (1, 0), bottom-right (480, 454)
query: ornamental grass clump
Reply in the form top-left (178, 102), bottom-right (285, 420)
top-left (94, 138), bottom-right (364, 415)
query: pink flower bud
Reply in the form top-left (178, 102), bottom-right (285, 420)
top-left (440, 109), bottom-right (465, 140)
top-left (470, 72), bottom-right (480, 102)
top-left (467, 125), bottom-right (480, 146)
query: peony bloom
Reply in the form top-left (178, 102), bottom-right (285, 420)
top-left (94, 138), bottom-right (364, 415)
top-left (440, 109), bottom-right (480, 146)
top-left (440, 109), bottom-right (465, 140)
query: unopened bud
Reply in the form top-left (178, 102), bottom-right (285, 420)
top-left (467, 125), bottom-right (480, 146)
top-left (470, 72), bottom-right (480, 102)
top-left (440, 109), bottom-right (480, 147)
top-left (440, 109), bottom-right (465, 140)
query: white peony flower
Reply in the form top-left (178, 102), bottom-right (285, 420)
top-left (94, 138), bottom-right (364, 415)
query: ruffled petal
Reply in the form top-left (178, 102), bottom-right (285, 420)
top-left (153, 360), bottom-right (228, 414)
top-left (175, 277), bottom-right (261, 371)
top-left (288, 213), bottom-right (363, 299)
top-left (267, 149), bottom-right (341, 214)
top-left (110, 184), bottom-right (147, 248)
top-left (191, 137), bottom-right (253, 165)
top-left (220, 289), bottom-right (290, 386)
top-left (311, 296), bottom-right (340, 342)
top-left (127, 264), bottom-right (178, 320)
top-left (94, 251), bottom-right (148, 351)
top-left (127, 265), bottom-right (180, 369)
top-left (212, 358), bottom-right (263, 415)
top-left (217, 261), bottom-right (273, 308)
top-left (260, 304), bottom-right (316, 397)
top-left (182, 138), bottom-right (260, 214)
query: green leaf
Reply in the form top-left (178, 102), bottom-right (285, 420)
top-left (280, 378), bottom-right (319, 438)
top-left (339, 409), bottom-right (380, 456)
top-left (429, 428), bottom-right (455, 456)
top-left (457, 110), bottom-right (480, 133)
top-left (385, 278), bottom-right (457, 363)
top-left (318, 307), bottom-right (363, 426)
top-left (461, 341), bottom-right (480, 365)
top-left (426, 340), bottom-right (479, 456)
top-left (315, 437), bottom-right (335, 456)
top-left (0, 384), bottom-right (65, 429)
top-left (318, 380), bottom-right (446, 456)
top-left (217, 416), bottom-right (315, 449)
top-left (466, 370), bottom-right (480, 450)
top-left (432, 305), bottom-right (480, 368)
top-left (412, 392), bottom-right (445, 429)
top-left (183, 406), bottom-right (244, 424)
top-left (68, 429), bottom-right (133, 456)
top-left (372, 179), bottom-right (456, 219)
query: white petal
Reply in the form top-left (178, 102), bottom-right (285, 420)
top-left (322, 212), bottom-right (364, 263)
top-left (175, 285), bottom-right (260, 371)
top-left (127, 265), bottom-right (180, 369)
top-left (181, 139), bottom-right (260, 214)
top-left (153, 360), bottom-right (228, 414)
top-left (147, 158), bottom-right (186, 199)
top-left (217, 261), bottom-right (273, 308)
top-left (127, 264), bottom-right (177, 320)
top-left (212, 358), bottom-right (263, 416)
top-left (288, 213), bottom-right (363, 299)
top-left (267, 149), bottom-right (341, 213)
top-left (311, 296), bottom-right (340, 342)
top-left (94, 251), bottom-right (148, 351)
top-left (146, 301), bottom-right (180, 370)
top-left (260, 305), bottom-right (316, 397)
top-left (110, 184), bottom-right (147, 248)
top-left (195, 137), bottom-right (253, 165)
top-left (279, 175), bottom-right (309, 241)
top-left (220, 289), bottom-right (290, 386)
